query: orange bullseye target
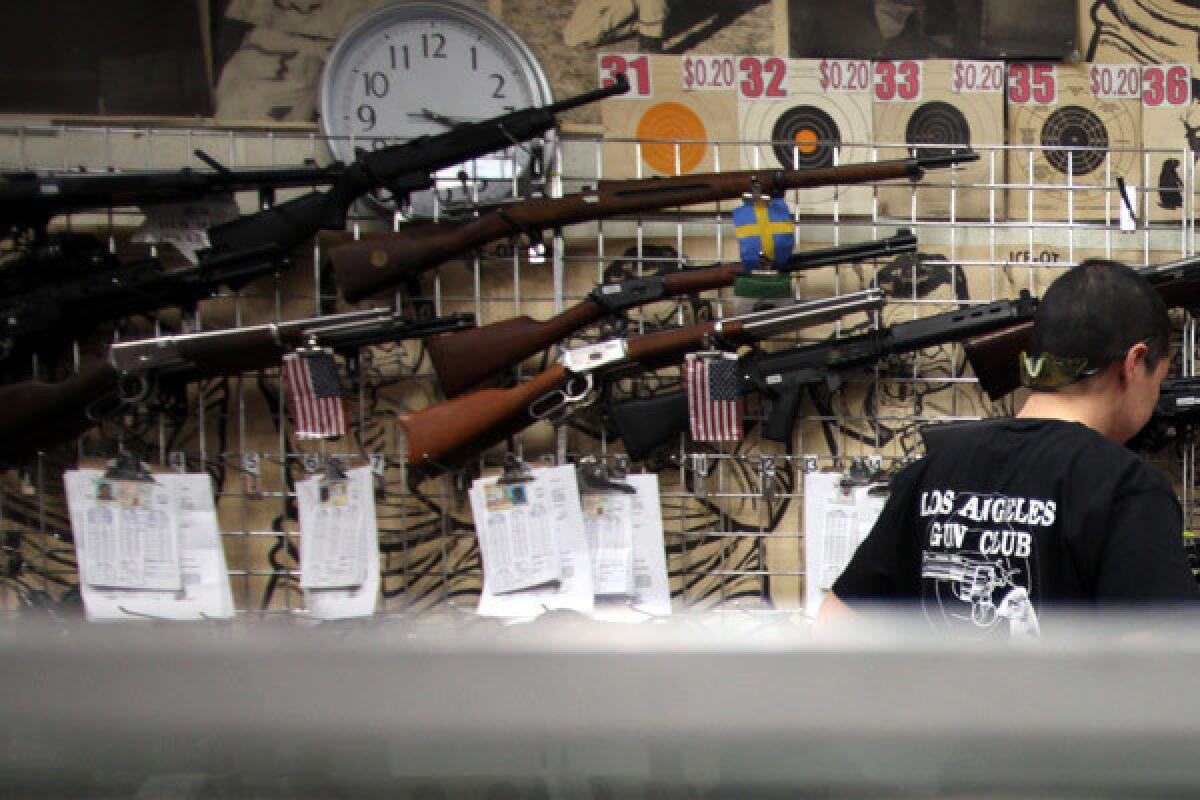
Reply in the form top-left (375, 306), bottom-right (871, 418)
top-left (634, 102), bottom-right (709, 174)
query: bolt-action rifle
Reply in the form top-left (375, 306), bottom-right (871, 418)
top-left (964, 253), bottom-right (1200, 400)
top-left (426, 229), bottom-right (917, 397)
top-left (395, 291), bottom-right (885, 474)
top-left (330, 152), bottom-right (977, 301)
top-left (610, 292), bottom-right (1038, 460)
top-left (0, 310), bottom-right (475, 466)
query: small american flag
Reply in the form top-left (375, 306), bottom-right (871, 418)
top-left (686, 353), bottom-right (744, 442)
top-left (283, 350), bottom-right (346, 440)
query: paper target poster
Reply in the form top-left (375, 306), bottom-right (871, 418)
top-left (1006, 63), bottom-right (1142, 222)
top-left (1140, 64), bottom-right (1197, 225)
top-left (739, 58), bottom-right (874, 216)
top-left (874, 59), bottom-right (1005, 221)
top-left (600, 53), bottom-right (740, 179)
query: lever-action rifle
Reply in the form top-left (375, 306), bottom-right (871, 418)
top-left (330, 152), bottom-right (977, 301)
top-left (395, 290), bottom-right (885, 474)
top-left (0, 310), bottom-right (475, 466)
top-left (964, 253), bottom-right (1200, 400)
top-left (427, 229), bottom-right (917, 397)
top-left (204, 77), bottom-right (629, 263)
top-left (611, 292), bottom-right (1038, 460)
top-left (0, 150), bottom-right (343, 243)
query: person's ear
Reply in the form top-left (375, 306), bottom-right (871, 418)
top-left (1121, 341), bottom-right (1150, 384)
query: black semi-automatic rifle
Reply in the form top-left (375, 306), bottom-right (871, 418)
top-left (0, 309), bottom-right (475, 466)
top-left (330, 152), bottom-right (977, 300)
top-left (0, 150), bottom-right (344, 243)
top-left (203, 77), bottom-right (628, 262)
top-left (427, 230), bottom-right (917, 396)
top-left (610, 292), bottom-right (1038, 460)
top-left (1129, 378), bottom-right (1200, 452)
top-left (965, 253), bottom-right (1200, 400)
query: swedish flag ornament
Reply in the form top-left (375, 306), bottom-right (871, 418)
top-left (733, 196), bottom-right (794, 271)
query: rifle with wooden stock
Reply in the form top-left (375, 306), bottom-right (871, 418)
top-left (964, 253), bottom-right (1200, 400)
top-left (610, 292), bottom-right (1039, 460)
top-left (395, 290), bottom-right (885, 474)
top-left (426, 229), bottom-right (918, 397)
top-left (330, 151), bottom-right (977, 301)
top-left (0, 309), bottom-right (474, 466)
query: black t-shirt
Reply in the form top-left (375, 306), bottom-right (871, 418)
top-left (833, 418), bottom-right (1199, 634)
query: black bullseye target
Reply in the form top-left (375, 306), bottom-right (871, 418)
top-left (770, 106), bottom-right (840, 170)
top-left (904, 101), bottom-right (971, 159)
top-left (1040, 105), bottom-right (1108, 176)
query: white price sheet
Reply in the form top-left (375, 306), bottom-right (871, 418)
top-left (803, 471), bottom-right (887, 618)
top-left (473, 465), bottom-right (594, 619)
top-left (591, 474), bottom-right (671, 622)
top-left (300, 466), bottom-right (381, 620)
top-left (65, 470), bottom-right (234, 621)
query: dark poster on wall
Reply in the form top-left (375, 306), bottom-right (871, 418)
top-left (0, 0), bottom-right (212, 116)
top-left (789, 0), bottom-right (1076, 60)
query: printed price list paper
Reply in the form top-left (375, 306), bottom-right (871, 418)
top-left (582, 491), bottom-right (636, 598)
top-left (76, 477), bottom-right (180, 591)
top-left (64, 470), bottom-right (234, 621)
top-left (297, 469), bottom-right (369, 590)
top-left (802, 471), bottom-right (886, 618)
top-left (301, 466), bottom-right (380, 620)
top-left (473, 465), bottom-right (594, 619)
top-left (592, 474), bottom-right (671, 622)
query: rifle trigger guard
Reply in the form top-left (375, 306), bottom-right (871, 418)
top-left (528, 373), bottom-right (596, 422)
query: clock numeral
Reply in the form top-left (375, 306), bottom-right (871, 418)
top-left (357, 104), bottom-right (377, 131)
top-left (362, 71), bottom-right (389, 98)
top-left (390, 45), bottom-right (410, 70)
top-left (422, 33), bottom-right (447, 59)
top-left (490, 73), bottom-right (506, 99)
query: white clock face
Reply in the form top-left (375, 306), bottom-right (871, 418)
top-left (319, 1), bottom-right (553, 219)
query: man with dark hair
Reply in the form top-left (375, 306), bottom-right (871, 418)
top-left (820, 260), bottom-right (1198, 637)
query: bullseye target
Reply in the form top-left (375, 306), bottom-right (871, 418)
top-left (874, 60), bottom-right (1004, 220)
top-left (905, 101), bottom-right (972, 158)
top-left (1040, 106), bottom-right (1108, 176)
top-left (634, 102), bottom-right (709, 174)
top-left (601, 54), bottom-right (740, 179)
top-left (739, 59), bottom-right (874, 213)
top-left (1006, 64), bottom-right (1141, 220)
top-left (770, 106), bottom-right (841, 170)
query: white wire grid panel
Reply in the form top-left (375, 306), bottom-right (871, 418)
top-left (0, 122), bottom-right (1195, 617)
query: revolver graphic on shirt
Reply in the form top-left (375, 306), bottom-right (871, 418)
top-left (922, 552), bottom-right (1019, 627)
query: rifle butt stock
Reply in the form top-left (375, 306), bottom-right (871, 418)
top-left (610, 391), bottom-right (691, 461)
top-left (398, 366), bottom-right (570, 471)
top-left (428, 302), bottom-right (603, 397)
top-left (962, 320), bottom-right (1033, 401)
top-left (0, 365), bottom-right (117, 466)
top-left (331, 219), bottom-right (476, 302)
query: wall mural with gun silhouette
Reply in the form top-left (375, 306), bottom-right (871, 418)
top-left (3, 0), bottom-right (1200, 619)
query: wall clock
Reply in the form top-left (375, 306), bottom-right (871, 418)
top-left (319, 0), bottom-right (554, 218)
